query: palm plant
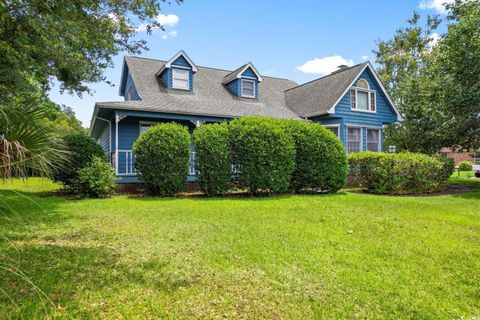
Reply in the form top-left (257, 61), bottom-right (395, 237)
top-left (0, 106), bottom-right (69, 179)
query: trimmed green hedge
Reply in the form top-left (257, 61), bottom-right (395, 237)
top-left (348, 152), bottom-right (452, 194)
top-left (52, 132), bottom-right (105, 191)
top-left (229, 117), bottom-right (296, 194)
top-left (193, 122), bottom-right (231, 196)
top-left (133, 123), bottom-right (190, 196)
top-left (282, 120), bottom-right (347, 193)
top-left (458, 160), bottom-right (473, 172)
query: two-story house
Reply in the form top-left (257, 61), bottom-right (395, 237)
top-left (89, 50), bottom-right (401, 183)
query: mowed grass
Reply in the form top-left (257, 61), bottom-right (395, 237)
top-left (0, 178), bottom-right (479, 319)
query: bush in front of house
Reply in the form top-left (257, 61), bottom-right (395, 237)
top-left (52, 132), bottom-right (105, 192)
top-left (76, 157), bottom-right (116, 198)
top-left (229, 117), bottom-right (296, 194)
top-left (133, 122), bottom-right (190, 196)
top-left (193, 122), bottom-right (231, 196)
top-left (282, 120), bottom-right (348, 193)
top-left (458, 160), bottom-right (473, 172)
top-left (348, 152), bottom-right (451, 194)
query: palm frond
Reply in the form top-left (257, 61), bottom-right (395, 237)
top-left (0, 106), bottom-right (70, 179)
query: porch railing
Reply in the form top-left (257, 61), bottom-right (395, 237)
top-left (117, 150), bottom-right (136, 175)
top-left (116, 150), bottom-right (197, 176)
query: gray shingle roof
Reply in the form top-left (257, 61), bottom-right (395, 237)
top-left (100, 56), bottom-right (301, 120)
top-left (285, 63), bottom-right (368, 118)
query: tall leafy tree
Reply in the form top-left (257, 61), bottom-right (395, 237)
top-left (0, 0), bottom-right (181, 98)
top-left (376, 0), bottom-right (480, 153)
top-left (0, 0), bottom-right (181, 177)
top-left (432, 0), bottom-right (480, 150)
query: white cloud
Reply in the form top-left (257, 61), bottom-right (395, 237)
top-left (156, 14), bottom-right (179, 27)
top-left (361, 55), bottom-right (369, 61)
top-left (419, 0), bottom-right (454, 13)
top-left (295, 55), bottom-right (354, 75)
top-left (135, 14), bottom-right (179, 39)
top-left (430, 32), bottom-right (440, 47)
top-left (161, 31), bottom-right (178, 40)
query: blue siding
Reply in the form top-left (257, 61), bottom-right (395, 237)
top-left (333, 68), bottom-right (397, 127)
top-left (226, 79), bottom-right (240, 96)
top-left (160, 69), bottom-right (172, 88)
top-left (241, 67), bottom-right (257, 78)
top-left (311, 68), bottom-right (396, 152)
top-left (124, 73), bottom-right (141, 101)
top-left (97, 125), bottom-right (110, 156)
top-left (160, 66), bottom-right (193, 91)
top-left (171, 56), bottom-right (191, 68)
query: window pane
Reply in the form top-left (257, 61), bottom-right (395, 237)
top-left (357, 79), bottom-right (369, 89)
top-left (347, 128), bottom-right (361, 153)
top-left (367, 129), bottom-right (379, 152)
top-left (357, 91), bottom-right (368, 110)
top-left (242, 80), bottom-right (255, 97)
top-left (172, 69), bottom-right (190, 89)
top-left (370, 92), bottom-right (376, 111)
top-left (326, 127), bottom-right (339, 137)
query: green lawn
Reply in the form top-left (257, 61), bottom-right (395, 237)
top-left (0, 177), bottom-right (479, 319)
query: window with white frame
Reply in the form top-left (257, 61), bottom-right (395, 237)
top-left (172, 68), bottom-right (190, 90)
top-left (474, 151), bottom-right (480, 165)
top-left (241, 79), bottom-right (255, 98)
top-left (350, 79), bottom-right (376, 112)
top-left (325, 126), bottom-right (340, 138)
top-left (139, 121), bottom-right (157, 134)
top-left (347, 127), bottom-right (362, 153)
top-left (366, 129), bottom-right (380, 152)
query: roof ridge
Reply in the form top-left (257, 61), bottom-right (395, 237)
top-left (124, 55), bottom-right (297, 82)
top-left (284, 62), bottom-right (369, 93)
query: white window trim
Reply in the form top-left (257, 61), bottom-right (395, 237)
top-left (346, 126), bottom-right (363, 154)
top-left (366, 128), bottom-right (381, 152)
top-left (351, 87), bottom-right (376, 113)
top-left (241, 79), bottom-right (256, 98)
top-left (139, 121), bottom-right (158, 134)
top-left (172, 68), bottom-right (190, 91)
top-left (323, 125), bottom-right (340, 138)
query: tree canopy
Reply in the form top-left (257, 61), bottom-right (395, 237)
top-left (376, 0), bottom-right (480, 153)
top-left (0, 0), bottom-right (180, 100)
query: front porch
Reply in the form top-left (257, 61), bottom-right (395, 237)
top-left (91, 109), bottom-right (229, 183)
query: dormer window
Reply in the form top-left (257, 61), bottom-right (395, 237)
top-left (172, 68), bottom-right (190, 90)
top-left (350, 79), bottom-right (376, 112)
top-left (241, 79), bottom-right (255, 98)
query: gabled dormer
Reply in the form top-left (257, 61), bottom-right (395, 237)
top-left (156, 50), bottom-right (198, 91)
top-left (223, 62), bottom-right (263, 99)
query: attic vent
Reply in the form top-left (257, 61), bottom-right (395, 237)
top-left (330, 65), bottom-right (350, 75)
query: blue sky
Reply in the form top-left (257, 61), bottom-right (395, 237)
top-left (48, 0), bottom-right (452, 127)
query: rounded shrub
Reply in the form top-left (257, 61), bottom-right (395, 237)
top-left (348, 152), bottom-right (451, 194)
top-left (133, 122), bottom-right (190, 196)
top-left (76, 156), bottom-right (116, 198)
top-left (282, 120), bottom-right (347, 193)
top-left (229, 117), bottom-right (295, 195)
top-left (458, 160), bottom-right (473, 172)
top-left (52, 132), bottom-right (105, 190)
top-left (193, 122), bottom-right (231, 196)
